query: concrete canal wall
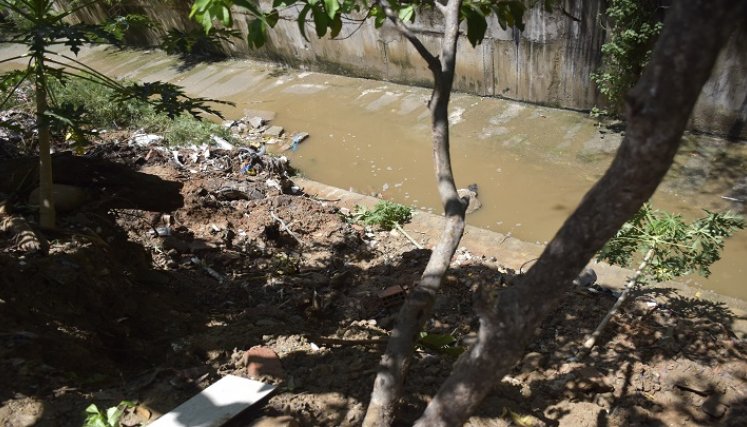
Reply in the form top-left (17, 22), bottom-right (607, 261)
top-left (63, 0), bottom-right (747, 139)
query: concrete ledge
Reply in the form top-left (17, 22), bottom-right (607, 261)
top-left (296, 177), bottom-right (747, 334)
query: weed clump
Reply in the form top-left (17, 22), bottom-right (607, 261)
top-left (352, 201), bottom-right (413, 230)
top-left (48, 77), bottom-right (232, 146)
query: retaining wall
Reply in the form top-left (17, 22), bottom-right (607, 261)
top-left (63, 0), bottom-right (747, 139)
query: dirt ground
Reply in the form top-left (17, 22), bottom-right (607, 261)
top-left (1, 124), bottom-right (746, 426)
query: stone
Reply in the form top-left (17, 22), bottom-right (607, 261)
top-left (573, 267), bottom-right (597, 288)
top-left (264, 125), bottom-right (284, 137)
top-left (249, 416), bottom-right (300, 427)
top-left (248, 116), bottom-right (265, 129)
top-left (520, 352), bottom-right (544, 373)
top-left (244, 346), bottom-right (285, 379)
top-left (701, 395), bottom-right (728, 418)
top-left (457, 188), bottom-right (482, 214)
top-left (243, 109), bottom-right (276, 121)
top-left (29, 184), bottom-right (88, 212)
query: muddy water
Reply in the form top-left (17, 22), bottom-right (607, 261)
top-left (4, 46), bottom-right (745, 300)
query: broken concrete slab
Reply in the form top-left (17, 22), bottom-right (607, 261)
top-left (263, 126), bottom-right (284, 137)
top-left (248, 116), bottom-right (265, 129)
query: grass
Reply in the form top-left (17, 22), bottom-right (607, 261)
top-left (48, 77), bottom-right (233, 146)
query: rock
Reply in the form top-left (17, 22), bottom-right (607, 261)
top-left (457, 188), bottom-right (482, 214)
top-left (264, 125), bottom-right (284, 137)
top-left (249, 416), bottom-right (300, 427)
top-left (248, 116), bottom-right (265, 129)
top-left (244, 109), bottom-right (276, 121)
top-left (573, 366), bottom-right (614, 393)
top-left (520, 352), bottom-right (544, 373)
top-left (701, 395), bottom-right (728, 418)
top-left (244, 346), bottom-right (285, 380)
top-left (573, 267), bottom-right (597, 288)
top-left (29, 184), bottom-right (88, 212)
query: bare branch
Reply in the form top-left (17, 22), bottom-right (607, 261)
top-left (434, 1), bottom-right (448, 15)
top-left (578, 247), bottom-right (654, 357)
top-left (363, 1), bottom-right (466, 426)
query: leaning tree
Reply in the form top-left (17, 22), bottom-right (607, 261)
top-left (189, 0), bottom-right (747, 425)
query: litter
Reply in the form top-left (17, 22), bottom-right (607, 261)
top-left (129, 133), bottom-right (163, 147)
top-left (210, 135), bottom-right (234, 150)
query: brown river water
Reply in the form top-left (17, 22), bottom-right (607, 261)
top-left (3, 46), bottom-right (745, 300)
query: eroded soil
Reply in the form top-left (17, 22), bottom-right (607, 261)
top-left (1, 129), bottom-right (746, 427)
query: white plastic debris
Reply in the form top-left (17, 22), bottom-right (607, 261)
top-left (211, 135), bottom-right (234, 150)
top-left (129, 133), bottom-right (164, 147)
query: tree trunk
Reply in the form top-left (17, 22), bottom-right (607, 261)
top-left (363, 1), bottom-right (466, 425)
top-left (414, 1), bottom-right (747, 425)
top-left (34, 59), bottom-right (55, 229)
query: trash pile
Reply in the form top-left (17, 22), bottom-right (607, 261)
top-left (222, 114), bottom-right (309, 153)
top-left (123, 114), bottom-right (308, 180)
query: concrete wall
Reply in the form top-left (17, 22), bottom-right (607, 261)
top-left (63, 0), bottom-right (747, 139)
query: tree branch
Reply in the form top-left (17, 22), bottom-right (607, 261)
top-left (414, 1), bottom-right (747, 426)
top-left (578, 247), bottom-right (654, 357)
top-left (363, 1), bottom-right (466, 426)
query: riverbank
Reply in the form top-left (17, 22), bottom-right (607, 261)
top-left (2, 130), bottom-right (746, 426)
top-left (1, 43), bottom-right (744, 299)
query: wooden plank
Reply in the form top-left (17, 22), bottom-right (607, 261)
top-left (148, 375), bottom-right (275, 427)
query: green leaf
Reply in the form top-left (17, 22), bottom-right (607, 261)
top-left (324, 0), bottom-right (340, 20)
top-left (398, 4), bottom-right (415, 23)
top-left (370, 4), bottom-right (386, 28)
top-left (463, 5), bottom-right (488, 47)
top-left (311, 4), bottom-right (328, 38)
top-left (419, 332), bottom-right (456, 348)
top-left (266, 9), bottom-right (279, 27)
top-left (247, 18), bottom-right (268, 48)
top-left (85, 404), bottom-right (102, 416)
top-left (297, 4), bottom-right (312, 41)
top-left (329, 15), bottom-right (343, 38)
